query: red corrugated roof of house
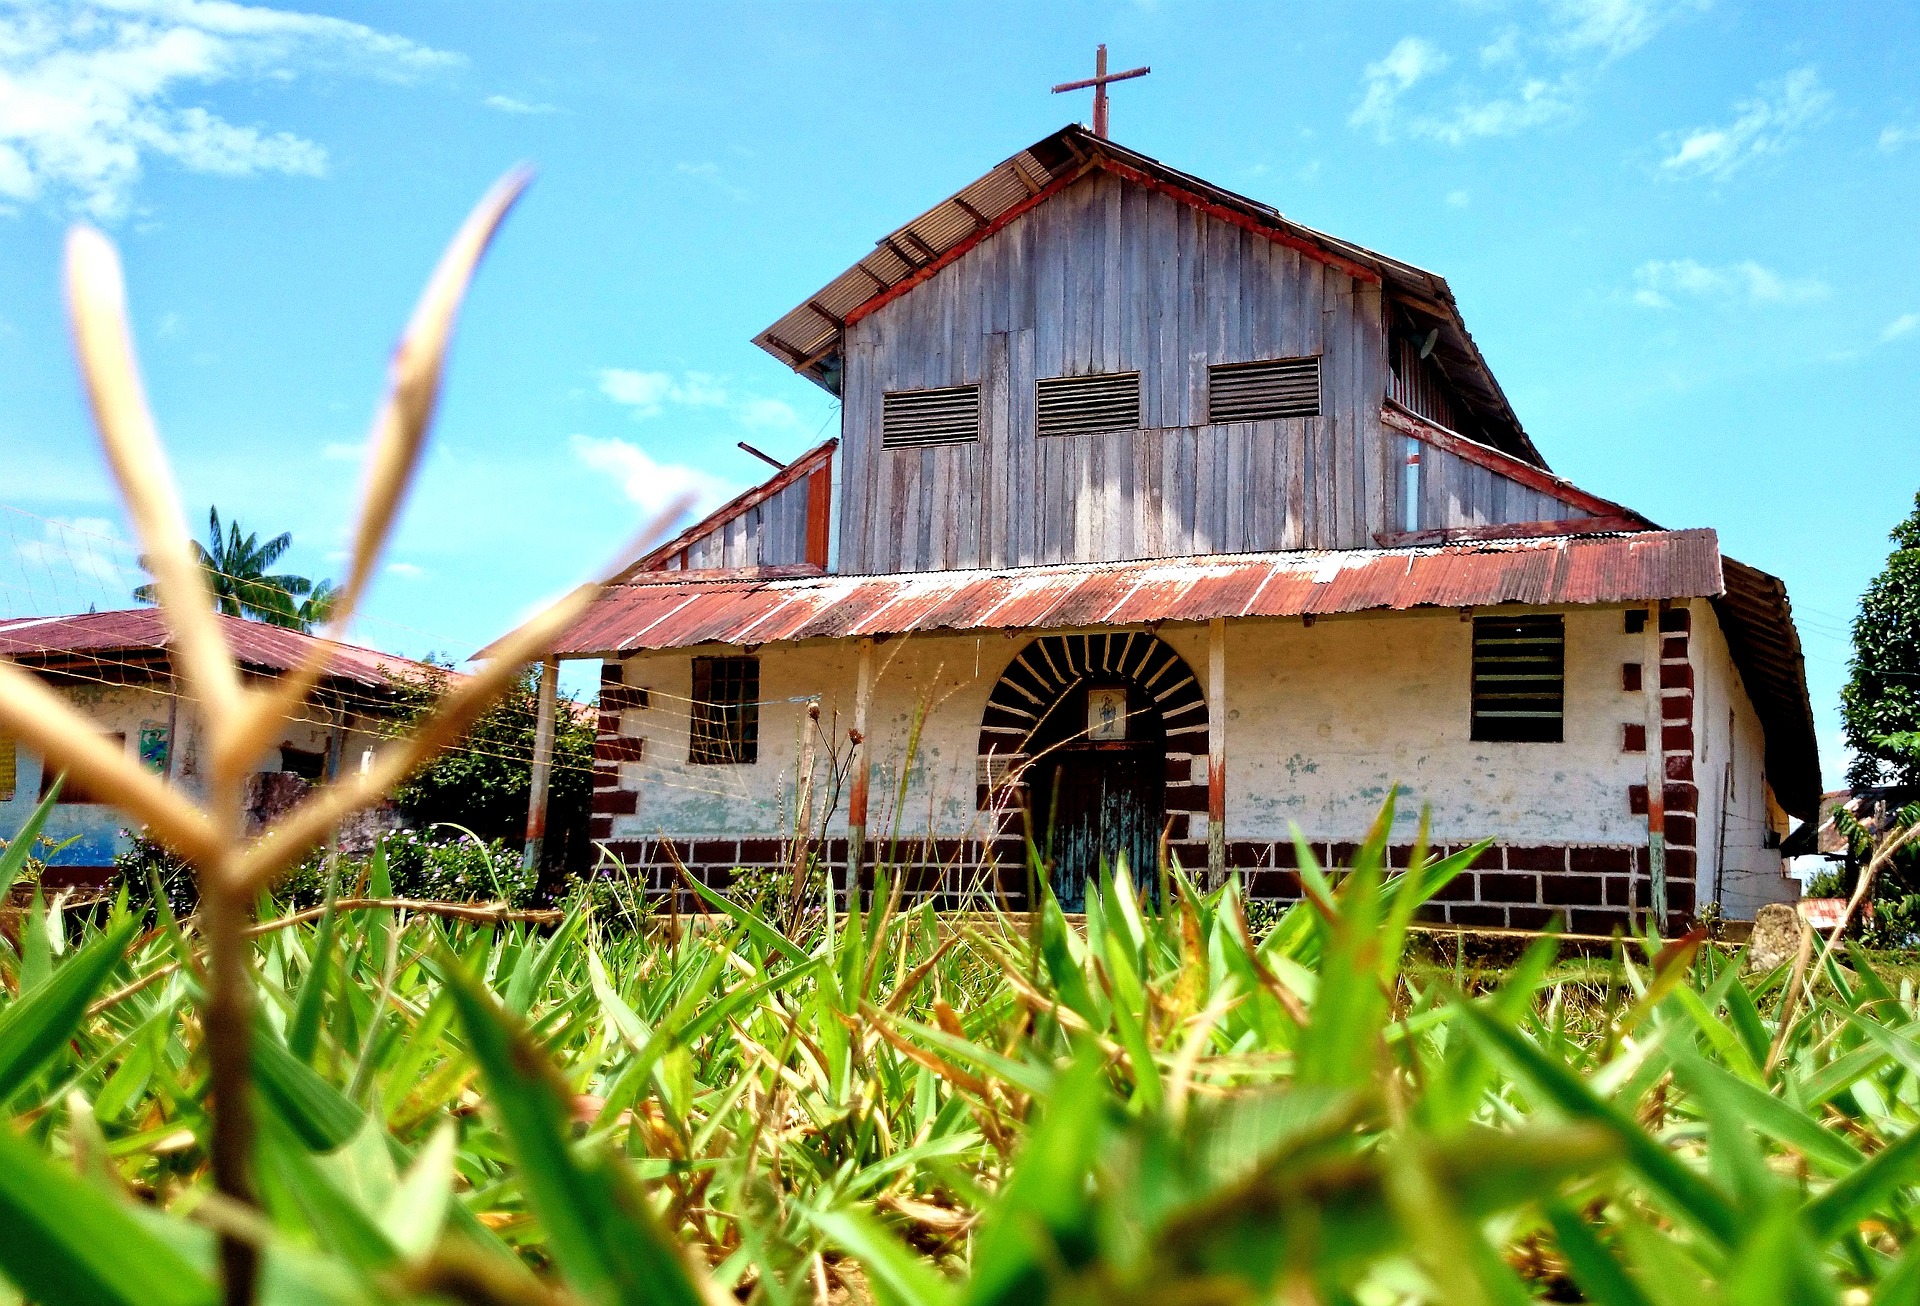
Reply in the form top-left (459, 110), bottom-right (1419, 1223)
top-left (0, 609), bottom-right (445, 691)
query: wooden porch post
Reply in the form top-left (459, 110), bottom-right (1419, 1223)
top-left (1641, 607), bottom-right (1668, 929)
top-left (1207, 618), bottom-right (1227, 888)
top-left (847, 638), bottom-right (875, 903)
top-left (522, 657), bottom-right (559, 875)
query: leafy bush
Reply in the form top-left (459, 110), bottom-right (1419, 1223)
top-left (381, 826), bottom-right (539, 907)
top-left (382, 661), bottom-right (596, 885)
top-left (113, 825), bottom-right (539, 920)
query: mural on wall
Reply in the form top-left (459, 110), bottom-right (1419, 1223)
top-left (138, 723), bottom-right (170, 773)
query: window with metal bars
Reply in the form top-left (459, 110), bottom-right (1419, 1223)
top-left (689, 656), bottom-right (759, 764)
top-left (1036, 371), bottom-right (1141, 437)
top-left (882, 384), bottom-right (979, 448)
top-left (1207, 356), bottom-right (1321, 423)
top-left (1471, 615), bottom-right (1564, 743)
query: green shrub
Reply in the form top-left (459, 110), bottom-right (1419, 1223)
top-left (380, 826), bottom-right (539, 907)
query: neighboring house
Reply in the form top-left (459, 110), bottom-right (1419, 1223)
top-left (542, 126), bottom-right (1816, 929)
top-left (1784, 785), bottom-right (1920, 882)
top-left (0, 609), bottom-right (443, 881)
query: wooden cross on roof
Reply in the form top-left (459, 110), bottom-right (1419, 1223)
top-left (1051, 44), bottom-right (1149, 140)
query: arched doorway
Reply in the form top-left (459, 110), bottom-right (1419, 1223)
top-left (977, 632), bottom-right (1208, 910)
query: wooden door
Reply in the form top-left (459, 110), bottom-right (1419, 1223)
top-left (1042, 745), bottom-right (1163, 911)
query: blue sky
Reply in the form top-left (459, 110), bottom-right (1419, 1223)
top-left (0, 0), bottom-right (1914, 787)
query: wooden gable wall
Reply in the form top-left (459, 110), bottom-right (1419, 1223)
top-left (670, 473), bottom-right (817, 571)
top-left (837, 170), bottom-right (1583, 574)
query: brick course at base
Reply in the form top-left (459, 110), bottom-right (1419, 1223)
top-left (594, 836), bottom-right (1691, 934)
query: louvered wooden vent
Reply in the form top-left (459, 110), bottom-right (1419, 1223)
top-left (882, 385), bottom-right (979, 448)
top-left (1036, 371), bottom-right (1141, 437)
top-left (1207, 356), bottom-right (1321, 422)
top-left (1470, 615), bottom-right (1564, 743)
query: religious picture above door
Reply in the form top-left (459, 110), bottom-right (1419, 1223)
top-left (1087, 686), bottom-right (1128, 741)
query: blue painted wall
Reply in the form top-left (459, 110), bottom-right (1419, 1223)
top-left (0, 745), bottom-right (135, 870)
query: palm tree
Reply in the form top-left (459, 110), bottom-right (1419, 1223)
top-left (133, 508), bottom-right (337, 633)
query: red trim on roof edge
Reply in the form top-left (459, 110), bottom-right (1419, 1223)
top-left (842, 163), bottom-right (1094, 332)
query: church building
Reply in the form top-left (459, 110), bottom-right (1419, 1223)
top-left (548, 124), bottom-right (1817, 930)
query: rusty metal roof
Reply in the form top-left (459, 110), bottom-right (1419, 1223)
top-left (753, 123), bottom-right (1544, 468)
top-left (556, 530), bottom-right (1724, 658)
top-left (0, 609), bottom-right (444, 692)
top-left (549, 529), bottom-right (1819, 819)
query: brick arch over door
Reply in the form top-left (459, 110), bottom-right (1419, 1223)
top-left (975, 632), bottom-right (1211, 839)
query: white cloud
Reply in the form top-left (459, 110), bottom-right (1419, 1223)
top-left (483, 93), bottom-right (554, 115)
top-left (1479, 30), bottom-right (1521, 66)
top-left (1658, 67), bottom-right (1831, 181)
top-left (321, 440), bottom-right (363, 461)
top-left (385, 560), bottom-right (426, 579)
top-left (1630, 258), bottom-right (1830, 309)
top-left (1548, 0), bottom-right (1685, 59)
top-left (1446, 189), bottom-right (1470, 208)
top-left (1350, 37), bottom-right (1449, 139)
top-left (1882, 312), bottom-right (1920, 343)
top-left (0, 0), bottom-right (460, 218)
top-left (1881, 123), bottom-right (1920, 153)
top-left (672, 159), bottom-right (748, 202)
top-left (597, 367), bottom-right (801, 432)
top-left (569, 434), bottom-right (734, 517)
top-left (10, 514), bottom-right (135, 599)
top-left (1354, 3), bottom-right (1697, 147)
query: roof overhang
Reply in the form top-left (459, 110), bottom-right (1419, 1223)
top-left (1713, 557), bottom-right (1821, 820)
top-left (753, 123), bottom-right (1545, 468)
top-left (554, 529), bottom-right (1724, 658)
top-left (0, 609), bottom-right (446, 695)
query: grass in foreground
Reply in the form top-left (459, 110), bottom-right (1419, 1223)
top-left (2, 795), bottom-right (1918, 1305)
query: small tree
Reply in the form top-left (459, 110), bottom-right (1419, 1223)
top-left (1842, 488), bottom-right (1920, 789)
top-left (384, 662), bottom-right (596, 891)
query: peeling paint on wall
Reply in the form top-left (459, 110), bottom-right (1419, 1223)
top-left (597, 606), bottom-right (1771, 850)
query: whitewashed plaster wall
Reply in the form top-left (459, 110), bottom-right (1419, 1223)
top-left (0, 680), bottom-right (387, 870)
top-left (600, 603), bottom-right (1773, 852)
top-left (1690, 609), bottom-right (1796, 918)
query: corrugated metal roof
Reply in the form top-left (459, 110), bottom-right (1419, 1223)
top-left (556, 530), bottom-right (1722, 656)
top-left (752, 124), bottom-right (1544, 468)
top-left (0, 609), bottom-right (444, 691)
top-left (549, 529), bottom-right (1820, 819)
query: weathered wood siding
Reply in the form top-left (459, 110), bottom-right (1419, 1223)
top-left (1413, 441), bottom-right (1587, 532)
top-left (665, 475), bottom-right (816, 571)
top-left (839, 171), bottom-right (1561, 573)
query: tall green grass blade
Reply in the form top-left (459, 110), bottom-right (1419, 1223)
top-left (1453, 996), bottom-right (1739, 1244)
top-left (0, 911), bottom-right (136, 1106)
top-left (810, 1206), bottom-right (955, 1306)
top-left (444, 960), bottom-right (707, 1306)
top-left (0, 1113), bottom-right (216, 1306)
